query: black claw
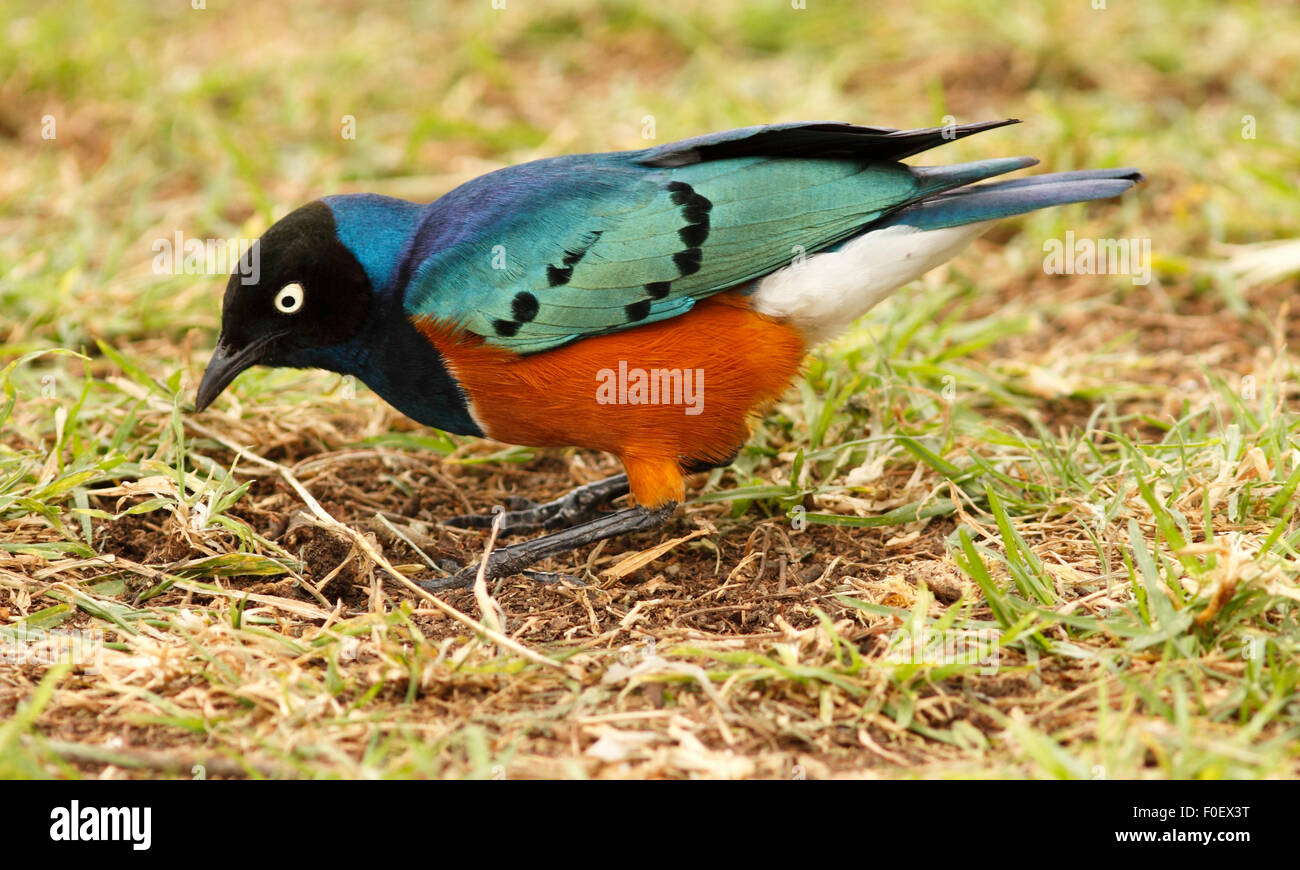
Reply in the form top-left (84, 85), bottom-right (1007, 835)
top-left (521, 570), bottom-right (583, 585)
top-left (504, 495), bottom-right (540, 510)
top-left (416, 477), bottom-right (675, 591)
top-left (416, 571), bottom-right (470, 593)
top-left (444, 502), bottom-right (676, 588)
top-left (443, 474), bottom-right (631, 534)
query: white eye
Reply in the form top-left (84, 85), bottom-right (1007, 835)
top-left (274, 282), bottom-right (304, 314)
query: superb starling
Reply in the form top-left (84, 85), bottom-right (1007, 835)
top-left (194, 119), bottom-right (1142, 588)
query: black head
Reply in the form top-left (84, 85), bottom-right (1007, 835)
top-left (195, 201), bottom-right (373, 411)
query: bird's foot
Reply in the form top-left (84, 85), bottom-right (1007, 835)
top-left (417, 502), bottom-right (674, 592)
top-left (443, 473), bottom-right (630, 533)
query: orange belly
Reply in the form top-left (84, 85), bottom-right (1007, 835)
top-left (413, 291), bottom-right (807, 507)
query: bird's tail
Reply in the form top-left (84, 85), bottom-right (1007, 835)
top-left (891, 166), bottom-right (1145, 231)
top-left (750, 166), bottom-right (1144, 343)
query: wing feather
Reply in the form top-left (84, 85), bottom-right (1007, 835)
top-left (402, 121), bottom-right (1021, 353)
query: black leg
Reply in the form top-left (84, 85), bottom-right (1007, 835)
top-left (444, 473), bottom-right (630, 533)
top-left (419, 502), bottom-right (675, 591)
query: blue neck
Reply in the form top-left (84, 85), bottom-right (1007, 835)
top-left (349, 310), bottom-right (483, 437)
top-left (293, 195), bottom-right (483, 436)
top-left (323, 194), bottom-right (425, 293)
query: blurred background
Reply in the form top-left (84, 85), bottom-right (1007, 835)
top-left (1, 0), bottom-right (1296, 360)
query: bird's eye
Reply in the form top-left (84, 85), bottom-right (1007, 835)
top-left (274, 283), bottom-right (304, 314)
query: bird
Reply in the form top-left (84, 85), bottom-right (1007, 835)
top-left (194, 118), bottom-right (1142, 589)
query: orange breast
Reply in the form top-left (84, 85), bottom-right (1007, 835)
top-left (413, 291), bottom-right (807, 507)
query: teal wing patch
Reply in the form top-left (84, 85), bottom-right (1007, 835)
top-left (405, 156), bottom-right (924, 354)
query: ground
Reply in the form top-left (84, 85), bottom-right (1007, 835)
top-left (1, 0), bottom-right (1298, 778)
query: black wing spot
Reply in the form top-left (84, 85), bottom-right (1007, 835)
top-left (645, 281), bottom-right (671, 299)
top-left (625, 300), bottom-right (652, 322)
top-left (673, 248), bottom-right (702, 276)
top-left (666, 181), bottom-right (693, 202)
top-left (511, 291), bottom-right (539, 322)
top-left (667, 181), bottom-right (713, 222)
top-left (547, 230), bottom-right (602, 284)
top-left (665, 181), bottom-right (712, 252)
top-left (678, 222), bottom-right (709, 248)
top-left (493, 318), bottom-right (521, 337)
top-left (681, 193), bottom-right (712, 225)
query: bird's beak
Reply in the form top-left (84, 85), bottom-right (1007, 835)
top-left (194, 335), bottom-right (278, 412)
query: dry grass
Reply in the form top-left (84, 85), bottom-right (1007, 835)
top-left (2, 0), bottom-right (1299, 778)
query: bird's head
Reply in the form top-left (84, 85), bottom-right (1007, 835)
top-left (195, 200), bottom-right (383, 412)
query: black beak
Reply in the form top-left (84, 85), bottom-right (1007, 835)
top-left (194, 335), bottom-right (280, 412)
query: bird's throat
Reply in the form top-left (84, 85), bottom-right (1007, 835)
top-left (340, 310), bottom-right (485, 437)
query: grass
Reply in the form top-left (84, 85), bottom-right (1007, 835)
top-left (1, 0), bottom-right (1299, 778)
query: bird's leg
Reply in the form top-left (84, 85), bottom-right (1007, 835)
top-left (419, 501), bottom-right (675, 591)
top-left (444, 473), bottom-right (630, 533)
